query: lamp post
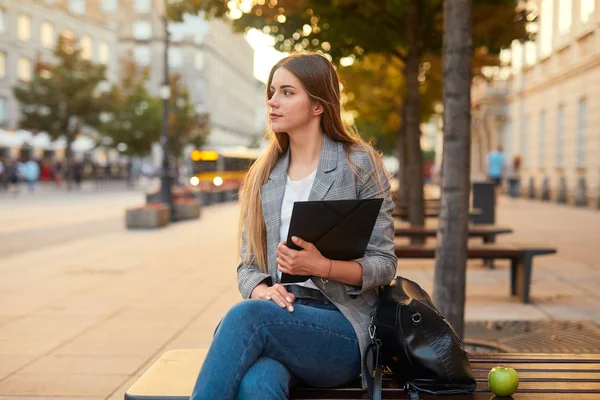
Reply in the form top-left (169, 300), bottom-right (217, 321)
top-left (159, 15), bottom-right (174, 219)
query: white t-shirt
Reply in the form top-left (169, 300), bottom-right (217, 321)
top-left (277, 169), bottom-right (321, 291)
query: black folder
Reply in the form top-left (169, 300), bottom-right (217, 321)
top-left (281, 198), bottom-right (384, 284)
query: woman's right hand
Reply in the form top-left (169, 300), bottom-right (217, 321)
top-left (251, 283), bottom-right (295, 312)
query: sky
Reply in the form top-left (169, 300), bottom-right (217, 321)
top-left (244, 29), bottom-right (288, 83)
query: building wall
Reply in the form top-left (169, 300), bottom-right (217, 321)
top-left (0, 0), bottom-right (119, 132)
top-left (1, 0), bottom-right (259, 159)
top-left (471, 0), bottom-right (600, 207)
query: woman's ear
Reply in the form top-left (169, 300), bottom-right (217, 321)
top-left (313, 102), bottom-right (324, 116)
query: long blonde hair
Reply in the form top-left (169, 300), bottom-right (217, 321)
top-left (239, 53), bottom-right (386, 272)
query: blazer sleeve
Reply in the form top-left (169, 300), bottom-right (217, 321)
top-left (237, 228), bottom-right (272, 299)
top-left (344, 149), bottom-right (398, 295)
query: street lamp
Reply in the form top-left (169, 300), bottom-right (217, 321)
top-left (159, 16), bottom-right (174, 220)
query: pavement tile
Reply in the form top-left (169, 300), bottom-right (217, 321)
top-left (51, 338), bottom-right (165, 358)
top-left (0, 355), bottom-right (39, 377)
top-left (18, 355), bottom-right (148, 375)
top-left (0, 372), bottom-right (129, 397)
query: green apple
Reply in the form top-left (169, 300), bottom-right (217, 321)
top-left (488, 366), bottom-right (519, 397)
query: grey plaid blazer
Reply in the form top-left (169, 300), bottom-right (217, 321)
top-left (237, 134), bottom-right (398, 389)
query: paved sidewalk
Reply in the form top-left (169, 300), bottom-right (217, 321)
top-left (0, 193), bottom-right (599, 399)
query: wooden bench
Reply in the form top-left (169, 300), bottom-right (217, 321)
top-left (394, 224), bottom-right (513, 243)
top-left (125, 349), bottom-right (600, 399)
top-left (394, 241), bottom-right (557, 303)
top-left (393, 208), bottom-right (482, 220)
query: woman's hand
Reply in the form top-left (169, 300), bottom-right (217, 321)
top-left (276, 236), bottom-right (330, 278)
top-left (251, 283), bottom-right (296, 312)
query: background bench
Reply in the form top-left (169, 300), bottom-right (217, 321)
top-left (125, 350), bottom-right (600, 399)
top-left (394, 241), bottom-right (557, 303)
top-left (394, 224), bottom-right (513, 243)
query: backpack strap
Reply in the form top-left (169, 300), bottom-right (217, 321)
top-left (363, 318), bottom-right (383, 400)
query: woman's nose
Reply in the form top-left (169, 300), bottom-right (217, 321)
top-left (267, 95), bottom-right (278, 108)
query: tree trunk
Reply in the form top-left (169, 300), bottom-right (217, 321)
top-left (395, 108), bottom-right (407, 209)
top-left (433, 0), bottom-right (473, 340)
top-left (404, 0), bottom-right (425, 239)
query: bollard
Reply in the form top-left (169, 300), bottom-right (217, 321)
top-left (557, 176), bottom-right (567, 204)
top-left (541, 176), bottom-right (551, 201)
top-left (574, 176), bottom-right (588, 207)
top-left (528, 176), bottom-right (536, 199)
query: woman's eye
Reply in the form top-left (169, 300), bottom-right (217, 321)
top-left (284, 90), bottom-right (293, 95)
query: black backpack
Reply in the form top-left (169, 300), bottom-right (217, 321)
top-left (363, 276), bottom-right (477, 400)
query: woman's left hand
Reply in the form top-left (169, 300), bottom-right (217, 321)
top-left (276, 236), bottom-right (329, 277)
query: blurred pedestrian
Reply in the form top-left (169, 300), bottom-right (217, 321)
top-left (487, 145), bottom-right (506, 201)
top-left (0, 159), bottom-right (6, 191)
top-left (9, 160), bottom-right (23, 195)
top-left (507, 155), bottom-right (522, 198)
top-left (21, 158), bottom-right (40, 193)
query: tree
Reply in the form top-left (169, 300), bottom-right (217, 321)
top-left (433, 0), bottom-right (473, 339)
top-left (13, 35), bottom-right (107, 182)
top-left (167, 74), bottom-right (210, 160)
top-left (168, 0), bottom-right (528, 229)
top-left (338, 52), bottom-right (442, 155)
top-left (96, 57), bottom-right (162, 156)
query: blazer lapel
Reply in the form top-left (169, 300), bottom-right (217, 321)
top-left (261, 150), bottom-right (289, 283)
top-left (308, 134), bottom-right (338, 201)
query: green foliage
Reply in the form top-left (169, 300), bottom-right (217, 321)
top-left (96, 57), bottom-right (162, 156)
top-left (12, 35), bottom-right (107, 154)
top-left (168, 0), bottom-right (530, 150)
top-left (168, 74), bottom-right (210, 158)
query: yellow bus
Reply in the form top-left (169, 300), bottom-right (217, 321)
top-left (189, 147), bottom-right (261, 192)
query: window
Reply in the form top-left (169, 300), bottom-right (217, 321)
top-left (60, 30), bottom-right (75, 53)
top-left (558, 0), bottom-right (572, 34)
top-left (581, 0), bottom-right (595, 23)
top-left (17, 57), bottom-right (32, 82)
top-left (195, 52), bottom-right (204, 70)
top-left (511, 40), bottom-right (522, 73)
top-left (18, 14), bottom-right (31, 41)
top-left (539, 111), bottom-right (546, 167)
top-left (540, 0), bottom-right (553, 57)
top-left (80, 36), bottom-right (92, 60)
top-left (41, 22), bottom-right (54, 48)
top-left (524, 41), bottom-right (536, 66)
top-left (0, 97), bottom-right (7, 124)
top-left (503, 120), bottom-right (513, 157)
top-left (169, 48), bottom-right (183, 68)
top-left (102, 0), bottom-right (118, 13)
top-left (70, 0), bottom-right (86, 14)
top-left (577, 99), bottom-right (586, 167)
top-left (98, 41), bottom-right (110, 64)
top-left (0, 8), bottom-right (6, 34)
top-left (134, 0), bottom-right (151, 13)
top-left (0, 52), bottom-right (5, 78)
top-left (133, 45), bottom-right (151, 66)
top-left (555, 105), bottom-right (564, 166)
top-left (132, 21), bottom-right (152, 40)
top-left (519, 115), bottom-right (529, 167)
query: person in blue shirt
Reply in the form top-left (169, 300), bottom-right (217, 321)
top-left (487, 146), bottom-right (506, 199)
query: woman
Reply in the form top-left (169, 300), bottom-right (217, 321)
top-left (191, 53), bottom-right (397, 399)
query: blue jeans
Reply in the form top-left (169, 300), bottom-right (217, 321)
top-left (190, 298), bottom-right (361, 400)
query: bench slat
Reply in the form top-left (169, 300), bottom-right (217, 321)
top-left (394, 241), bottom-right (557, 258)
top-left (125, 350), bottom-right (600, 400)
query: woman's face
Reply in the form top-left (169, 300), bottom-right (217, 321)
top-left (267, 67), bottom-right (317, 134)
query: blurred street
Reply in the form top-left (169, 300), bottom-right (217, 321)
top-left (0, 191), bottom-right (599, 399)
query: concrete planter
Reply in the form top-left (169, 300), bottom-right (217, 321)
top-left (126, 204), bottom-right (170, 230)
top-left (174, 199), bottom-right (201, 221)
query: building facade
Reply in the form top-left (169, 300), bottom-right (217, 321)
top-left (0, 0), bottom-right (119, 159)
top-left (471, 0), bottom-right (600, 207)
top-left (0, 0), bottom-right (260, 164)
